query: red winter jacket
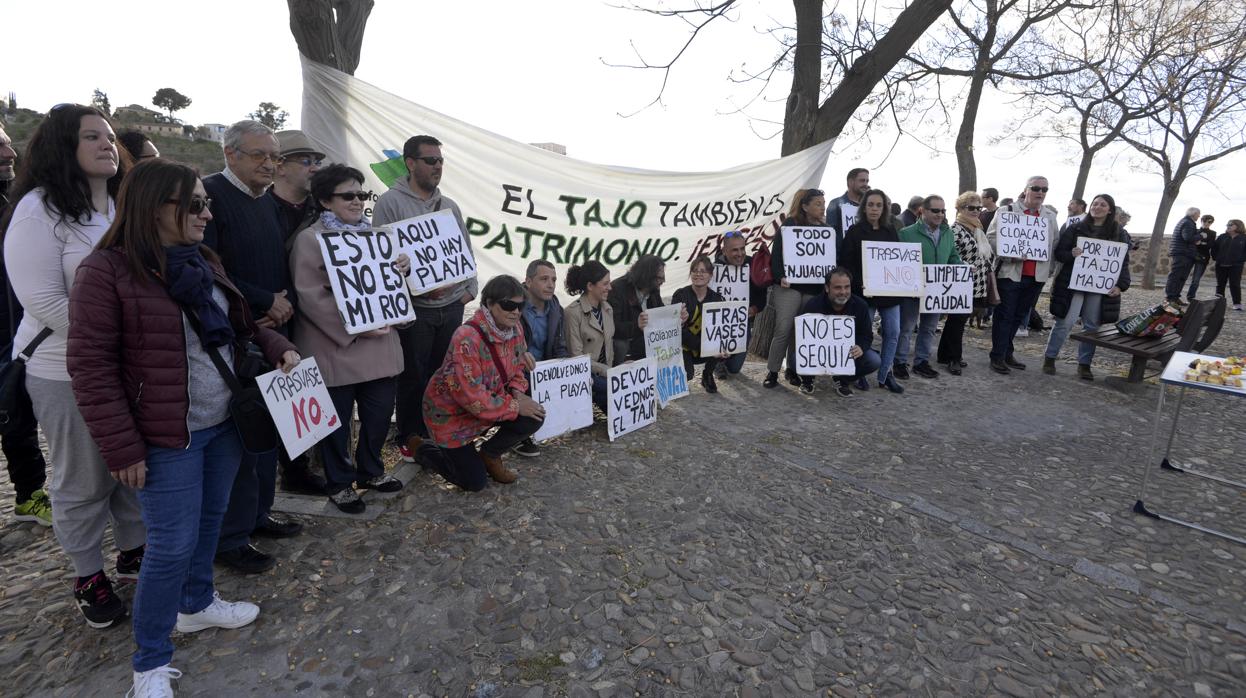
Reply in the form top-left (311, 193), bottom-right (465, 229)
top-left (67, 248), bottom-right (297, 471)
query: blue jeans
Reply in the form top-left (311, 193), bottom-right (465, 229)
top-left (1044, 291), bottom-right (1102, 365)
top-left (723, 323), bottom-right (750, 374)
top-left (1164, 254), bottom-right (1194, 300)
top-left (1187, 261), bottom-right (1209, 300)
top-left (990, 277), bottom-right (1043, 360)
top-left (870, 304), bottom-right (901, 382)
top-left (133, 422), bottom-right (241, 671)
top-left (323, 378), bottom-right (397, 494)
top-left (218, 446), bottom-right (277, 553)
top-left (896, 299), bottom-right (940, 365)
top-left (591, 374), bottom-right (608, 411)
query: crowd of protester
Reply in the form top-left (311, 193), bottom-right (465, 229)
top-left (0, 106), bottom-right (1240, 697)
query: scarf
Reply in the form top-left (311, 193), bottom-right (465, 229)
top-left (481, 305), bottom-right (517, 341)
top-left (164, 244), bottom-right (234, 349)
top-left (955, 210), bottom-right (982, 231)
top-left (319, 210), bottom-right (371, 231)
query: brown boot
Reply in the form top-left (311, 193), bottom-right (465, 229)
top-left (481, 452), bottom-right (518, 484)
top-left (405, 435), bottom-right (424, 453)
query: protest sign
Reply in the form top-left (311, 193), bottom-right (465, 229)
top-left (1068, 237), bottom-right (1129, 294)
top-left (530, 355), bottom-right (594, 442)
top-left (701, 301), bottom-right (749, 356)
top-left (840, 202), bottom-right (859, 233)
top-left (712, 263), bottom-right (750, 303)
top-left (608, 358), bottom-right (657, 441)
top-left (861, 241), bottom-right (923, 297)
top-left (389, 210), bottom-right (478, 294)
top-left (781, 227), bottom-right (838, 284)
top-left (258, 357), bottom-right (342, 458)
top-left (318, 228), bottom-right (418, 334)
top-left (921, 264), bottom-right (974, 314)
top-left (644, 304), bottom-right (689, 407)
top-left (794, 314), bottom-right (856, 376)
top-left (995, 210), bottom-right (1051, 261)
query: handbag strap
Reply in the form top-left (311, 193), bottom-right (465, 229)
top-left (180, 305), bottom-right (245, 396)
top-left (465, 321), bottom-right (509, 385)
top-left (16, 327), bottom-right (54, 363)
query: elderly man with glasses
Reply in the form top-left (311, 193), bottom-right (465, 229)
top-left (896, 195), bottom-right (961, 379)
top-left (202, 119), bottom-right (305, 574)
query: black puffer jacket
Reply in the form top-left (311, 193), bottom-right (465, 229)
top-left (1049, 219), bottom-right (1132, 323)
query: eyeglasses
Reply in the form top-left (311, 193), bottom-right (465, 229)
top-left (926, 208), bottom-right (946, 214)
top-left (1029, 186), bottom-right (1049, 193)
top-left (411, 156), bottom-right (444, 166)
top-left (167, 197), bottom-right (212, 215)
top-left (963, 205), bottom-right (983, 211)
top-left (234, 148), bottom-right (283, 164)
top-left (330, 191), bottom-right (372, 202)
top-left (287, 156), bottom-right (324, 167)
top-left (495, 298), bottom-right (524, 312)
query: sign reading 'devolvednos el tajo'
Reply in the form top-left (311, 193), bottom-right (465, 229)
top-left (530, 355), bottom-right (594, 442)
top-left (317, 228), bottom-right (417, 334)
top-left (794, 314), bottom-right (856, 376)
top-left (258, 357), bottom-right (342, 458)
top-left (608, 358), bottom-right (657, 441)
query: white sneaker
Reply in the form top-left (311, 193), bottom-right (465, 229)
top-left (1015, 327), bottom-right (1030, 338)
top-left (175, 592), bottom-right (259, 633)
top-left (127, 665), bottom-right (182, 698)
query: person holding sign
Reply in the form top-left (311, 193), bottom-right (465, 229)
top-left (712, 231), bottom-right (764, 378)
top-left (986, 176), bottom-right (1058, 375)
top-left (798, 268), bottom-right (880, 397)
top-left (291, 164), bottom-right (411, 513)
top-left (672, 256), bottom-right (727, 394)
top-left (609, 255), bottom-right (680, 362)
top-left (66, 160), bottom-right (300, 696)
top-left (423, 276), bottom-right (545, 491)
top-left (764, 189), bottom-right (826, 389)
top-left (563, 261), bottom-right (615, 411)
top-left (897, 195), bottom-right (961, 380)
top-left (513, 260), bottom-right (571, 458)
top-left (839, 189), bottom-right (905, 394)
top-left (1043, 194), bottom-right (1131, 380)
top-left (940, 191), bottom-right (997, 374)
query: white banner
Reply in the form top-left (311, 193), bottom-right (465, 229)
top-left (300, 58), bottom-right (833, 298)
top-left (995, 210), bottom-right (1051, 261)
top-left (1068, 237), bottom-right (1128, 294)
top-left (317, 228), bottom-right (418, 334)
top-left (794, 314), bottom-right (856, 376)
top-left (782, 227), bottom-right (838, 284)
top-left (701, 301), bottom-right (748, 356)
top-left (711, 263), bottom-right (749, 303)
top-left (257, 358), bottom-right (342, 459)
top-left (862, 241), bottom-right (923, 297)
top-left (921, 264), bottom-right (974, 314)
top-left (643, 304), bottom-right (688, 407)
top-left (530, 355), bottom-right (594, 442)
top-left (389, 210), bottom-right (478, 294)
top-left (608, 358), bottom-right (658, 441)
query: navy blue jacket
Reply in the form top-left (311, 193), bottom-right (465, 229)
top-left (801, 292), bottom-right (874, 350)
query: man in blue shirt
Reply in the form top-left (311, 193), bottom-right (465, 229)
top-left (516, 260), bottom-right (569, 456)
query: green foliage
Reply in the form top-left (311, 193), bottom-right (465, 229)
top-left (152, 87), bottom-right (192, 121)
top-left (249, 102), bottom-right (289, 130)
top-left (91, 89), bottom-right (111, 116)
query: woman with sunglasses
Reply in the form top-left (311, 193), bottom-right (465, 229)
top-left (764, 188), bottom-right (827, 388)
top-left (422, 275), bottom-right (546, 491)
top-left (66, 159), bottom-right (299, 697)
top-left (290, 164), bottom-right (408, 513)
top-left (839, 189), bottom-right (905, 393)
top-left (937, 191), bottom-right (997, 373)
top-left (672, 255), bottom-right (727, 393)
top-left (0, 104), bottom-right (145, 629)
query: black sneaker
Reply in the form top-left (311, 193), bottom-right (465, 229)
top-left (1005, 355), bottom-right (1027, 370)
top-left (74, 571), bottom-right (127, 629)
top-left (854, 377), bottom-right (870, 391)
top-left (834, 381), bottom-right (853, 398)
top-left (913, 362), bottom-right (939, 379)
top-left (512, 438), bottom-right (541, 458)
top-left (799, 380), bottom-right (814, 395)
top-left (252, 515), bottom-right (303, 539)
top-left (280, 467), bottom-right (327, 496)
top-left (784, 369), bottom-right (801, 387)
top-left (892, 363), bottom-right (911, 380)
top-left (214, 544), bottom-right (276, 574)
top-left (714, 363), bottom-right (728, 379)
top-left (328, 488), bottom-right (366, 514)
top-left (116, 545), bottom-right (144, 583)
top-left (358, 474), bottom-right (403, 492)
top-left (763, 372), bottom-right (779, 388)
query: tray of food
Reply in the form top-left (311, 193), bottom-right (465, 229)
top-left (1173, 355), bottom-right (1246, 391)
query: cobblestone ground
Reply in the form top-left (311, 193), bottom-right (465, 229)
top-left (2, 287), bottom-right (1245, 697)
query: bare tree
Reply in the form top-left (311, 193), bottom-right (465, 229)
top-left (287, 0), bottom-right (374, 75)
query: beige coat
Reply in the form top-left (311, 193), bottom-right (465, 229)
top-left (987, 202), bottom-right (1060, 283)
top-left (564, 295), bottom-right (615, 376)
top-left (289, 219), bottom-right (404, 387)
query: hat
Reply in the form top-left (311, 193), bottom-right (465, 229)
top-left (275, 130), bottom-right (326, 159)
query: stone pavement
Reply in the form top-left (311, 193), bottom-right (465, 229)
top-left (2, 286), bottom-right (1245, 697)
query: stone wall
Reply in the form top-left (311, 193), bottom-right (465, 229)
top-left (1127, 234), bottom-right (1172, 282)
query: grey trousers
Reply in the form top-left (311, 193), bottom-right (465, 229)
top-left (766, 286), bottom-right (815, 373)
top-left (27, 375), bottom-right (145, 577)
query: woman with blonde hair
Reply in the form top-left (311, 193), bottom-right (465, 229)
top-left (938, 191), bottom-right (997, 374)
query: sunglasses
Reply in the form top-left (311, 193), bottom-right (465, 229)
top-left (288, 156), bottom-right (324, 167)
top-left (411, 156), bottom-right (444, 166)
top-left (722, 231), bottom-right (744, 239)
top-left (1029, 186), bottom-right (1049, 193)
top-left (167, 197), bottom-right (212, 215)
top-left (330, 191), bottom-right (372, 202)
top-left (963, 205), bottom-right (983, 211)
top-left (926, 208), bottom-right (946, 214)
top-left (495, 298), bottom-right (524, 312)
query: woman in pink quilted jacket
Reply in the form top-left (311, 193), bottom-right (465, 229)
top-left (422, 275), bottom-right (546, 490)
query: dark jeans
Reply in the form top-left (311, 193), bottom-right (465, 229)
top-left (800, 348), bottom-right (882, 387)
top-left (1188, 261), bottom-right (1210, 300)
top-left (936, 314), bottom-right (970, 364)
top-left (218, 447), bottom-right (278, 552)
top-left (396, 301), bottom-right (465, 441)
top-left (1165, 254), bottom-right (1194, 300)
top-left (429, 416), bottom-right (543, 492)
top-left (682, 352), bottom-right (719, 381)
top-left (323, 377), bottom-right (397, 494)
top-left (3, 422), bottom-right (46, 502)
top-left (990, 277), bottom-right (1043, 361)
top-left (1216, 264), bottom-right (1244, 304)
top-left (591, 374), bottom-right (608, 411)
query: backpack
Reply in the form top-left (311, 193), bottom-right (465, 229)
top-left (751, 242), bottom-right (774, 288)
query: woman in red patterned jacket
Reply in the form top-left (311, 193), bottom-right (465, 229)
top-left (422, 275), bottom-right (546, 491)
top-left (67, 159), bottom-right (298, 697)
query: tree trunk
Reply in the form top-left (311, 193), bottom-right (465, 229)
top-left (781, 0), bottom-right (825, 157)
top-left (287, 0), bottom-right (374, 75)
top-left (783, 0), bottom-right (955, 154)
top-left (1071, 149), bottom-right (1095, 201)
top-left (955, 73), bottom-right (988, 192)
top-left (1142, 184), bottom-right (1180, 289)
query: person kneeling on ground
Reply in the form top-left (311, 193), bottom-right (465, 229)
top-left (563, 261), bottom-right (614, 412)
top-left (422, 275), bottom-right (546, 491)
top-left (798, 268), bottom-right (881, 397)
top-left (672, 255), bottom-right (727, 394)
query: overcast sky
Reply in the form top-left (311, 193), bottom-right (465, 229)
top-left (6, 0), bottom-right (1243, 236)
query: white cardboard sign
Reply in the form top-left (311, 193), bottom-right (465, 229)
top-left (257, 357), bottom-right (343, 458)
top-left (1068, 237), bottom-right (1128, 294)
top-left (840, 202), bottom-right (859, 234)
top-left (995, 210), bottom-right (1051, 261)
top-left (530, 355), bottom-right (594, 442)
top-left (700, 301), bottom-right (749, 356)
top-left (921, 264), bottom-right (974, 314)
top-left (643, 304), bottom-right (688, 407)
top-left (794, 314), bottom-right (856, 376)
top-left (607, 358), bottom-right (658, 441)
top-left (712, 263), bottom-right (750, 303)
top-left (781, 227), bottom-right (838, 284)
top-left (317, 229), bottom-right (418, 334)
top-left (861, 241), bottom-right (923, 297)
top-left (390, 210), bottom-right (478, 294)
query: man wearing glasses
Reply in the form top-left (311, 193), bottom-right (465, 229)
top-left (373, 135), bottom-right (478, 466)
top-left (897, 196), bottom-right (961, 379)
top-left (269, 130), bottom-right (326, 239)
top-left (986, 176), bottom-right (1059, 375)
top-left (203, 120), bottom-right (304, 573)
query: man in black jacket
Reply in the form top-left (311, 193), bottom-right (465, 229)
top-left (1164, 207), bottom-right (1201, 305)
top-left (798, 268), bottom-right (881, 397)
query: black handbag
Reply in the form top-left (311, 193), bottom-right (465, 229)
top-left (0, 327), bottom-right (54, 436)
top-left (182, 309), bottom-right (278, 454)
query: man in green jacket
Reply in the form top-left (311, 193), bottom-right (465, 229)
top-left (895, 195), bottom-right (961, 379)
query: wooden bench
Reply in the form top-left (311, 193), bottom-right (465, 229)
top-left (1072, 297), bottom-right (1226, 382)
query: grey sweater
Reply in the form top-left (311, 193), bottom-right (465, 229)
top-left (373, 177), bottom-right (479, 308)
